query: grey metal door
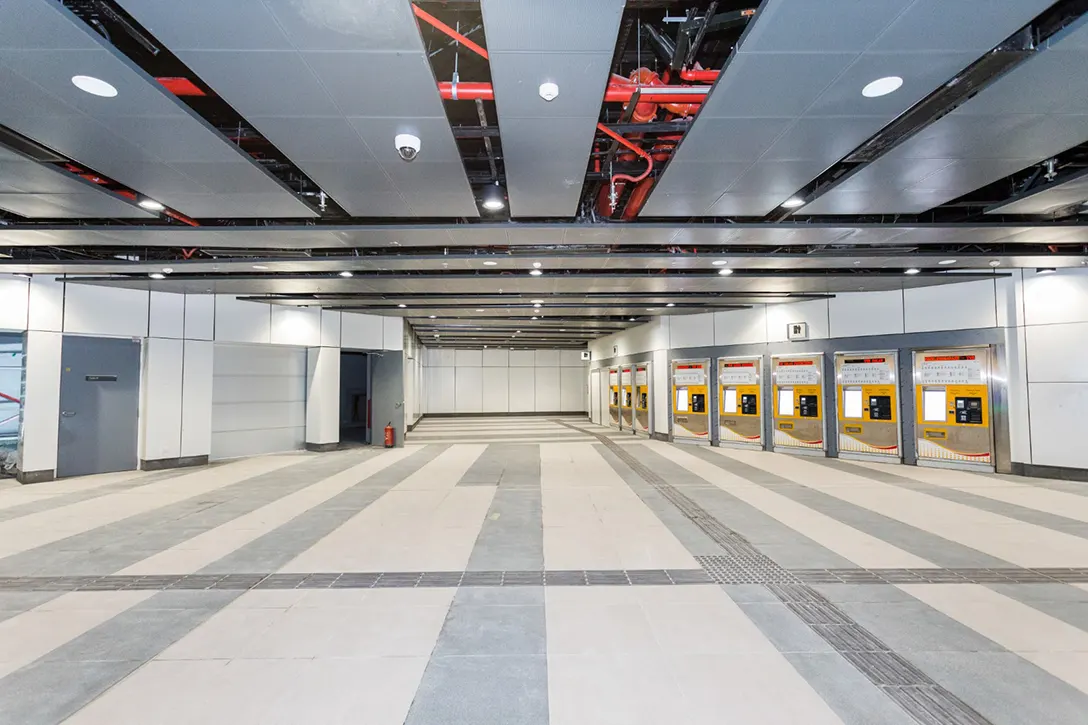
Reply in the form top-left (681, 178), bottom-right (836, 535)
top-left (57, 336), bottom-right (141, 478)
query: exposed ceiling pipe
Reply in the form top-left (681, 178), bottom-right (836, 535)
top-left (437, 80), bottom-right (708, 105)
top-left (412, 4), bottom-right (489, 60)
top-left (596, 123), bottom-right (653, 212)
top-left (678, 69), bottom-right (719, 83)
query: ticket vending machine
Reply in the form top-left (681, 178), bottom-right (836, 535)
top-left (620, 366), bottom-right (634, 430)
top-left (608, 367), bottom-right (620, 429)
top-left (771, 354), bottom-right (826, 455)
top-left (717, 356), bottom-right (763, 449)
top-left (672, 358), bottom-right (710, 442)
top-left (835, 352), bottom-right (900, 462)
top-left (634, 362), bottom-right (651, 435)
top-left (913, 348), bottom-right (994, 470)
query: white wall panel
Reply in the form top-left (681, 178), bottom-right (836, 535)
top-left (510, 350), bottom-right (536, 367)
top-left (427, 366), bottom-right (456, 414)
top-left (1003, 326), bottom-right (1032, 464)
top-left (430, 349), bottom-right (457, 367)
top-left (766, 299), bottom-right (830, 343)
top-left (670, 312), bottom-right (714, 349)
top-left (0, 276), bottom-right (29, 332)
top-left (210, 344), bottom-right (306, 460)
top-left (1027, 383), bottom-right (1088, 469)
top-left (455, 349), bottom-right (483, 367)
top-left (535, 349), bottom-right (560, 366)
top-left (270, 306), bottom-right (320, 347)
top-left (140, 337), bottom-right (183, 462)
top-left (180, 340), bottom-right (213, 458)
top-left (482, 348), bottom-right (509, 367)
top-left (1022, 269), bottom-right (1088, 326)
top-left (183, 294), bottom-right (215, 340)
top-left (560, 366), bottom-right (584, 411)
top-left (828, 290), bottom-right (905, 339)
top-left (27, 277), bottom-right (64, 332)
top-left (713, 307), bottom-right (767, 346)
top-left (903, 279), bottom-right (998, 333)
top-left (482, 367), bottom-right (509, 412)
top-left (1024, 322), bottom-right (1088, 383)
top-left (149, 292), bottom-right (185, 339)
top-left (63, 284), bottom-right (149, 338)
top-left (305, 346), bottom-right (339, 446)
top-left (455, 366), bottom-right (484, 412)
top-left (19, 330), bottom-right (62, 473)
top-left (535, 367), bottom-right (560, 411)
top-left (653, 350), bottom-right (669, 435)
top-left (214, 296), bottom-right (271, 344)
top-left (383, 317), bottom-right (404, 350)
top-left (509, 367), bottom-right (535, 412)
top-left (560, 349), bottom-right (584, 367)
top-left (340, 312), bottom-right (383, 350)
top-left (320, 310), bottom-right (341, 347)
top-left (995, 271), bottom-right (1023, 329)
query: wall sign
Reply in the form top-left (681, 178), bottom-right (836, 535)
top-left (787, 322), bottom-right (809, 341)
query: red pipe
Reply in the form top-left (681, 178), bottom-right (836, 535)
top-left (436, 81), bottom-right (708, 105)
top-left (0, 391), bottom-right (20, 405)
top-left (679, 69), bottom-right (720, 83)
top-left (596, 123), bottom-right (652, 186)
top-left (622, 178), bottom-right (655, 219)
top-left (436, 82), bottom-right (496, 101)
top-left (412, 4), bottom-right (489, 60)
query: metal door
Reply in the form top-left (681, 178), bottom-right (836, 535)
top-left (57, 336), bottom-right (141, 478)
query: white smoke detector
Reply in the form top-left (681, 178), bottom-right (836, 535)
top-left (538, 82), bottom-right (559, 102)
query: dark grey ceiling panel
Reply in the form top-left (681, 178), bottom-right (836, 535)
top-left (481, 0), bottom-right (624, 217)
top-left (117, 0), bottom-right (477, 218)
top-left (643, 0), bottom-right (1053, 218)
top-left (0, 144), bottom-right (153, 219)
top-left (990, 169), bottom-right (1088, 215)
top-left (0, 0), bottom-right (314, 219)
top-left (803, 15), bottom-right (1088, 216)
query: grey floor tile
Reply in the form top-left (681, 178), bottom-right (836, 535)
top-left (736, 601), bottom-right (835, 654)
top-left (403, 655), bottom-right (549, 725)
top-left (431, 603), bottom-right (546, 657)
top-left (785, 652), bottom-right (918, 725)
top-left (835, 600), bottom-right (1007, 654)
top-left (0, 659), bottom-right (144, 725)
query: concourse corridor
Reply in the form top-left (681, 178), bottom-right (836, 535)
top-left (1, 416), bottom-right (1087, 724)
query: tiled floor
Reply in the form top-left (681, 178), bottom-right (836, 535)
top-left (1, 416), bottom-right (1088, 724)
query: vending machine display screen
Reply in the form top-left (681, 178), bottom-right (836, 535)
top-left (691, 393), bottom-right (706, 413)
top-left (868, 395), bottom-right (893, 421)
top-left (741, 394), bottom-right (758, 415)
top-left (955, 397), bottom-right (984, 424)
top-left (798, 395), bottom-right (819, 418)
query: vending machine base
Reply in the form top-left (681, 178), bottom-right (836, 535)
top-left (714, 439), bottom-right (763, 451)
top-left (917, 457), bottom-right (993, 473)
top-left (838, 450), bottom-right (902, 465)
top-left (774, 446), bottom-right (827, 458)
top-left (672, 437), bottom-right (710, 446)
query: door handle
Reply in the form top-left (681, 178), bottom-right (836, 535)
top-left (61, 411), bottom-right (76, 417)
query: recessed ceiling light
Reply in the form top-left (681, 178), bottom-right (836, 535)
top-left (532, 262), bottom-right (542, 268)
top-left (531, 316), bottom-right (538, 320)
top-left (429, 315), bottom-right (436, 319)
top-left (339, 271), bottom-right (353, 277)
top-left (516, 330), bottom-right (521, 334)
top-left (252, 265), bottom-right (269, 270)
top-left (138, 198), bottom-right (165, 212)
top-left (862, 76), bottom-right (903, 98)
top-left (666, 302), bottom-right (675, 307)
top-left (149, 272), bottom-right (165, 280)
top-left (712, 260), bottom-right (728, 266)
top-left (483, 260), bottom-right (498, 266)
top-left (938, 259), bottom-right (957, 266)
top-left (71, 75), bottom-right (118, 98)
top-left (646, 307), bottom-right (657, 311)
top-left (719, 268), bottom-right (734, 276)
top-left (533, 303), bottom-right (541, 308)
top-left (1037, 268), bottom-right (1057, 274)
top-left (476, 308), bottom-right (484, 312)
top-left (530, 269), bottom-right (543, 276)
top-left (398, 303), bottom-right (407, 308)
top-left (629, 317), bottom-right (636, 321)
top-left (905, 268), bottom-right (920, 275)
top-left (781, 197), bottom-right (805, 209)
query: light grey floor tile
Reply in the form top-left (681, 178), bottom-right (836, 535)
top-left (403, 655), bottom-right (549, 725)
top-left (785, 652), bottom-right (917, 725)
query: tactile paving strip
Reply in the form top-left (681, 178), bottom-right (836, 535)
top-left (564, 422), bottom-right (995, 725)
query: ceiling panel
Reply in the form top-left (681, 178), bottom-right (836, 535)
top-left (117, 0), bottom-right (478, 218)
top-left (0, 0), bottom-right (314, 219)
top-left (989, 168), bottom-right (1088, 215)
top-left (0, 144), bottom-right (153, 219)
top-left (643, 0), bottom-right (1053, 217)
top-left (803, 15), bottom-right (1088, 216)
top-left (481, 0), bottom-right (624, 217)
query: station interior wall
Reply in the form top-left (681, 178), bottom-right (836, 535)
top-left (420, 348), bottom-right (588, 415)
top-left (587, 269), bottom-right (1088, 473)
top-left (0, 275), bottom-right (405, 478)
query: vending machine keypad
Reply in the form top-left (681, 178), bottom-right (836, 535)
top-left (955, 397), bottom-right (984, 424)
top-left (868, 395), bottom-right (893, 421)
top-left (798, 395), bottom-right (819, 418)
top-left (691, 394), bottom-right (706, 413)
top-left (741, 394), bottom-right (758, 415)
top-left (639, 392), bottom-right (648, 408)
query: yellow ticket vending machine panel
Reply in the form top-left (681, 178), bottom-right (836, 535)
top-left (771, 354), bottom-right (825, 453)
top-left (913, 349), bottom-right (993, 469)
top-left (672, 358), bottom-right (710, 441)
top-left (620, 366), bottom-right (634, 429)
top-left (634, 363), bottom-right (651, 434)
top-left (717, 356), bottom-right (762, 449)
top-left (608, 367), bottom-right (620, 429)
top-left (835, 352), bottom-right (900, 460)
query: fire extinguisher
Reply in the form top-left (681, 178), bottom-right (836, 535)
top-left (384, 422), bottom-right (395, 448)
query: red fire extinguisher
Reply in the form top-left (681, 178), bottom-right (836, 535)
top-left (384, 422), bottom-right (395, 448)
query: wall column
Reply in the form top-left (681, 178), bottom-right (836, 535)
top-left (305, 346), bottom-right (340, 451)
top-left (18, 330), bottom-right (62, 483)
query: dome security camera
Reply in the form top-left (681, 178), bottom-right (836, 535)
top-left (394, 133), bottom-right (421, 162)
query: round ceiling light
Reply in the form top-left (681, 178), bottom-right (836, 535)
top-left (529, 269), bottom-right (543, 276)
top-left (161, 267), bottom-right (173, 274)
top-left (149, 272), bottom-right (165, 280)
top-left (138, 198), bottom-right (165, 212)
top-left (719, 268), bottom-right (734, 276)
top-left (781, 197), bottom-right (806, 209)
top-left (398, 303), bottom-right (407, 308)
top-left (989, 260), bottom-right (1001, 267)
top-left (531, 316), bottom-right (538, 320)
top-left (532, 262), bottom-right (542, 268)
top-left (429, 315), bottom-right (436, 319)
top-left (252, 265), bottom-right (269, 270)
top-left (712, 260), bottom-right (728, 266)
top-left (938, 259), bottom-right (957, 266)
top-left (862, 76), bottom-right (903, 98)
top-left (905, 268), bottom-right (920, 275)
top-left (1037, 268), bottom-right (1057, 274)
top-left (339, 271), bottom-right (353, 278)
top-left (481, 182), bottom-right (506, 211)
top-left (483, 260), bottom-right (498, 266)
top-left (476, 308), bottom-right (484, 312)
top-left (538, 82), bottom-right (560, 102)
top-left (71, 75), bottom-right (118, 98)
top-left (666, 302), bottom-right (675, 307)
